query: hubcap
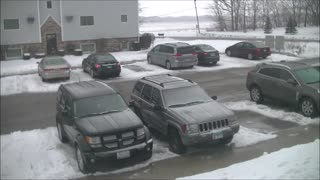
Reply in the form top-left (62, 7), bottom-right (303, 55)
top-left (302, 100), bottom-right (313, 116)
top-left (248, 54), bottom-right (253, 60)
top-left (166, 62), bottom-right (170, 69)
top-left (251, 88), bottom-right (260, 102)
top-left (57, 123), bottom-right (62, 140)
top-left (76, 147), bottom-right (84, 171)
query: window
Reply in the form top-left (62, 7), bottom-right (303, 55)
top-left (141, 84), bottom-right (152, 102)
top-left (47, 0), bottom-right (52, 8)
top-left (159, 46), bottom-right (174, 54)
top-left (80, 16), bottom-right (94, 26)
top-left (4, 19), bottom-right (19, 30)
top-left (6, 48), bottom-right (22, 59)
top-left (81, 43), bottom-right (96, 53)
top-left (243, 43), bottom-right (254, 49)
top-left (279, 69), bottom-right (293, 81)
top-left (235, 43), bottom-right (244, 48)
top-left (259, 68), bottom-right (280, 79)
top-left (133, 82), bottom-right (144, 95)
top-left (151, 88), bottom-right (162, 106)
top-left (121, 15), bottom-right (127, 22)
top-left (153, 45), bottom-right (160, 52)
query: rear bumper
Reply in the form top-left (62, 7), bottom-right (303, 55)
top-left (256, 52), bottom-right (271, 57)
top-left (42, 71), bottom-right (70, 80)
top-left (171, 59), bottom-right (198, 68)
top-left (199, 56), bottom-right (220, 65)
top-left (180, 124), bottom-right (240, 146)
top-left (95, 68), bottom-right (121, 76)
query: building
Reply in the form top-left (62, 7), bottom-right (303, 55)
top-left (0, 0), bottom-right (139, 60)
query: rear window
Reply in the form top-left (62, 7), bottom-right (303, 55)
top-left (44, 58), bottom-right (66, 65)
top-left (251, 42), bottom-right (266, 48)
top-left (177, 46), bottom-right (195, 54)
top-left (197, 45), bottom-right (216, 51)
top-left (96, 55), bottom-right (117, 63)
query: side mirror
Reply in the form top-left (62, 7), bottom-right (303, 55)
top-left (287, 79), bottom-right (298, 86)
top-left (153, 105), bottom-right (163, 111)
top-left (211, 96), bottom-right (218, 100)
top-left (128, 100), bottom-right (134, 107)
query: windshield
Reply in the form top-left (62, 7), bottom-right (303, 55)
top-left (96, 55), bottom-right (117, 63)
top-left (74, 94), bottom-right (127, 118)
top-left (294, 67), bottom-right (320, 84)
top-left (197, 44), bottom-right (216, 51)
top-left (251, 42), bottom-right (266, 48)
top-left (163, 86), bottom-right (212, 107)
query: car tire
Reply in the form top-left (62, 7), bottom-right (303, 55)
top-left (169, 128), bottom-right (186, 155)
top-left (82, 65), bottom-right (86, 72)
top-left (90, 69), bottom-right (95, 78)
top-left (166, 61), bottom-right (171, 70)
top-left (300, 97), bottom-right (317, 118)
top-left (248, 53), bottom-right (254, 60)
top-left (75, 145), bottom-right (94, 174)
top-left (147, 56), bottom-right (152, 64)
top-left (250, 86), bottom-right (264, 104)
top-left (263, 56), bottom-right (267, 59)
top-left (226, 50), bottom-right (232, 57)
top-left (56, 121), bottom-right (68, 143)
top-left (42, 77), bottom-right (46, 82)
top-left (115, 72), bottom-right (120, 77)
top-left (220, 135), bottom-right (233, 145)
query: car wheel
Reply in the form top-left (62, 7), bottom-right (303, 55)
top-left (248, 53), bottom-right (254, 60)
top-left (75, 145), bottom-right (94, 174)
top-left (42, 77), bottom-right (46, 82)
top-left (90, 69), bottom-right (95, 78)
top-left (169, 128), bottom-right (186, 154)
top-left (147, 56), bottom-right (152, 64)
top-left (115, 72), bottom-right (120, 77)
top-left (263, 56), bottom-right (267, 59)
top-left (300, 98), bottom-right (317, 117)
top-left (166, 61), bottom-right (171, 70)
top-left (56, 121), bottom-right (68, 143)
top-left (82, 65), bottom-right (86, 72)
top-left (250, 86), bottom-right (263, 103)
top-left (220, 135), bottom-right (233, 145)
top-left (226, 50), bottom-right (232, 57)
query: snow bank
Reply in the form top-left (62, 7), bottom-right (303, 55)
top-left (1, 125), bottom-right (277, 179)
top-left (224, 100), bottom-right (320, 125)
top-left (178, 139), bottom-right (320, 180)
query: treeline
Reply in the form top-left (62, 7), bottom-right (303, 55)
top-left (209, 0), bottom-right (320, 31)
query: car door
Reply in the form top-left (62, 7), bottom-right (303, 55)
top-left (257, 67), bottom-right (280, 98)
top-left (242, 43), bottom-right (254, 58)
top-left (60, 92), bottom-right (78, 141)
top-left (83, 54), bottom-right (93, 71)
top-left (149, 45), bottom-right (161, 65)
top-left (139, 84), bottom-right (155, 127)
top-left (148, 88), bottom-right (167, 133)
top-left (232, 42), bottom-right (244, 57)
top-left (159, 45), bottom-right (170, 66)
top-left (276, 68), bottom-right (298, 104)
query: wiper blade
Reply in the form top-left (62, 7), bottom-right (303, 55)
top-left (78, 110), bottom-right (121, 118)
top-left (168, 101), bottom-right (204, 108)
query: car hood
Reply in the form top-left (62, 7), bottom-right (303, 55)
top-left (306, 82), bottom-right (320, 91)
top-left (75, 109), bottom-right (143, 136)
top-left (168, 101), bottom-right (235, 124)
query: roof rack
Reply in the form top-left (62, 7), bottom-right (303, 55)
top-left (142, 74), bottom-right (193, 87)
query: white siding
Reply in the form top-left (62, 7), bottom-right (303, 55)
top-left (39, 0), bottom-right (61, 25)
top-left (61, 0), bottom-right (139, 41)
top-left (1, 0), bottom-right (41, 45)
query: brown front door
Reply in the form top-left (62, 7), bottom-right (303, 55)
top-left (46, 34), bottom-right (57, 55)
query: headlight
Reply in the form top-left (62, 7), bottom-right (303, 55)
top-left (85, 136), bottom-right (101, 145)
top-left (136, 128), bottom-right (145, 140)
top-left (186, 124), bottom-right (199, 134)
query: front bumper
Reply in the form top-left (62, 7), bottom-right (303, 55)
top-left (180, 124), bottom-right (240, 146)
top-left (83, 139), bottom-right (153, 163)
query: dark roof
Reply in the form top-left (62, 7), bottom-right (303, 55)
top-left (261, 61), bottom-right (311, 70)
top-left (62, 81), bottom-right (116, 100)
top-left (141, 74), bottom-right (195, 89)
top-left (163, 42), bottom-right (190, 47)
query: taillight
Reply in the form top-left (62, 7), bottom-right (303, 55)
top-left (173, 53), bottom-right (183, 57)
top-left (202, 52), bottom-right (208, 56)
top-left (95, 64), bottom-right (101, 69)
top-left (192, 52), bottom-right (198, 56)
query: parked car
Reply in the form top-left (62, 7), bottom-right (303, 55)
top-left (82, 53), bottom-right (121, 78)
top-left (225, 41), bottom-right (271, 60)
top-left (56, 81), bottom-right (153, 173)
top-left (246, 61), bottom-right (320, 117)
top-left (37, 56), bottom-right (70, 81)
top-left (192, 44), bottom-right (220, 66)
top-left (129, 74), bottom-right (240, 154)
top-left (147, 42), bottom-right (198, 69)
top-left (302, 58), bottom-right (320, 72)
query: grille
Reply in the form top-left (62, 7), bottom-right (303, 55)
top-left (199, 119), bottom-right (229, 133)
top-left (102, 130), bottom-right (140, 149)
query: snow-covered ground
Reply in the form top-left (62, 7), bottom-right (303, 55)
top-left (178, 139), bottom-right (319, 180)
top-left (0, 124), bottom-right (276, 179)
top-left (224, 100), bottom-right (320, 125)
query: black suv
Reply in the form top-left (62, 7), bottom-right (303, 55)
top-left (247, 61), bottom-right (320, 117)
top-left (56, 81), bottom-right (153, 173)
top-left (130, 75), bottom-right (239, 154)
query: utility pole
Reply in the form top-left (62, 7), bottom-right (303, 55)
top-left (194, 0), bottom-right (200, 34)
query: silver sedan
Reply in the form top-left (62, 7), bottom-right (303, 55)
top-left (37, 56), bottom-right (71, 81)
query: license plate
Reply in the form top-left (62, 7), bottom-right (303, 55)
top-left (117, 151), bottom-right (130, 159)
top-left (212, 132), bottom-right (223, 140)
